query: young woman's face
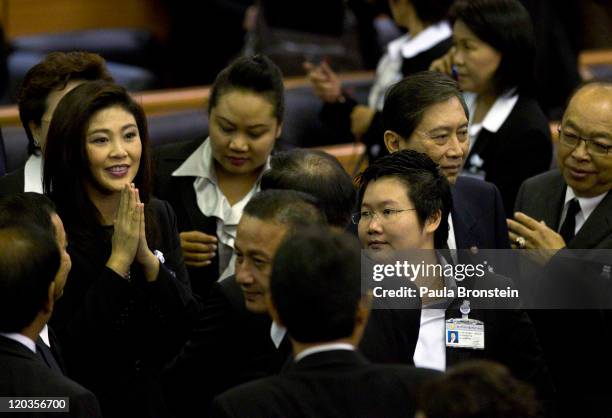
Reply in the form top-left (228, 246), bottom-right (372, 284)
top-left (358, 177), bottom-right (433, 252)
top-left (208, 89), bottom-right (281, 177)
top-left (84, 105), bottom-right (142, 194)
top-left (452, 20), bottom-right (502, 95)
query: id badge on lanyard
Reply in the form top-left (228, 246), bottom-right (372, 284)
top-left (445, 300), bottom-right (485, 350)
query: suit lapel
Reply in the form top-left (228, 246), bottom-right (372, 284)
top-left (35, 336), bottom-right (63, 374)
top-left (538, 175), bottom-right (566, 230)
top-left (451, 188), bottom-right (478, 249)
top-left (570, 191), bottom-right (612, 249)
top-left (176, 176), bottom-right (214, 232)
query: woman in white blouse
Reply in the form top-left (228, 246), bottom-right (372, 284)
top-left (154, 55), bottom-right (284, 296)
top-left (304, 0), bottom-right (454, 161)
top-left (431, 0), bottom-right (552, 214)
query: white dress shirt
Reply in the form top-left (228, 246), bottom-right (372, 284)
top-left (39, 324), bottom-right (50, 347)
top-left (561, 188), bottom-right (607, 235)
top-left (24, 154), bottom-right (43, 193)
top-left (447, 213), bottom-right (457, 251)
top-left (270, 321), bottom-right (287, 349)
top-left (368, 21), bottom-right (452, 111)
top-left (172, 138), bottom-right (270, 281)
top-left (413, 307), bottom-right (446, 371)
top-left (294, 343), bottom-right (355, 362)
top-left (0, 332), bottom-right (36, 353)
top-left (412, 256), bottom-right (457, 371)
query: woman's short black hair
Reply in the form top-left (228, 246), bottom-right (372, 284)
top-left (451, 0), bottom-right (536, 94)
top-left (208, 55), bottom-right (285, 123)
top-left (43, 80), bottom-right (152, 231)
top-left (383, 71), bottom-right (468, 139)
top-left (356, 149), bottom-right (452, 248)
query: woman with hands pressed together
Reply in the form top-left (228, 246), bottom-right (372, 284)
top-left (154, 55), bottom-right (283, 297)
top-left (429, 0), bottom-right (552, 214)
top-left (43, 80), bottom-right (198, 418)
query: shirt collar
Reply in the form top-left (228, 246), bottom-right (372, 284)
top-left (564, 187), bottom-right (607, 221)
top-left (171, 137), bottom-right (271, 184)
top-left (270, 321), bottom-right (287, 349)
top-left (464, 90), bottom-right (519, 134)
top-left (172, 138), bottom-right (216, 181)
top-left (24, 154), bottom-right (43, 193)
top-left (388, 21), bottom-right (452, 60)
top-left (0, 332), bottom-right (36, 353)
top-left (424, 253), bottom-right (458, 309)
top-left (294, 342), bottom-right (355, 362)
top-left (39, 324), bottom-right (50, 347)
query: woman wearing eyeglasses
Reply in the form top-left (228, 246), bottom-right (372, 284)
top-left (353, 149), bottom-right (553, 402)
top-left (430, 0), bottom-right (552, 215)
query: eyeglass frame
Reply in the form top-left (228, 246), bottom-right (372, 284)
top-left (557, 126), bottom-right (612, 156)
top-left (351, 208), bottom-right (417, 225)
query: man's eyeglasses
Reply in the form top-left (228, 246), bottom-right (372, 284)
top-left (351, 208), bottom-right (416, 225)
top-left (558, 126), bottom-right (612, 156)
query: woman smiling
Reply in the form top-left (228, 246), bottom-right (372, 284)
top-left (43, 80), bottom-right (197, 418)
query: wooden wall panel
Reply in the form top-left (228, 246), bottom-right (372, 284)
top-left (0, 0), bottom-right (169, 40)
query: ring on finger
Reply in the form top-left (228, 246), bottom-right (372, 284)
top-left (515, 236), bottom-right (526, 249)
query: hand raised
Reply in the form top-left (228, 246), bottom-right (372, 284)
top-left (429, 51), bottom-right (455, 77)
top-left (507, 212), bottom-right (566, 265)
top-left (106, 184), bottom-right (140, 278)
top-left (304, 61), bottom-right (342, 103)
top-left (134, 188), bottom-right (159, 282)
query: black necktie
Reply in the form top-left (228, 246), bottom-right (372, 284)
top-left (559, 198), bottom-right (581, 243)
top-left (36, 336), bottom-right (63, 374)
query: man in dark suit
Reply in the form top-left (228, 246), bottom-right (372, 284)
top-left (509, 82), bottom-right (612, 251)
top-left (508, 81), bottom-right (612, 418)
top-left (0, 192), bottom-right (71, 374)
top-left (211, 226), bottom-right (440, 418)
top-left (162, 189), bottom-right (327, 417)
top-left (383, 71), bottom-right (510, 253)
top-left (163, 188), bottom-right (421, 417)
top-left (0, 224), bottom-right (102, 417)
top-left (0, 52), bottom-right (112, 197)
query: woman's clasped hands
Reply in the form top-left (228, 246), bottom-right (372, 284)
top-left (106, 183), bottom-right (160, 282)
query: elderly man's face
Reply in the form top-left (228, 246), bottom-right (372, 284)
top-left (395, 97), bottom-right (469, 184)
top-left (235, 215), bottom-right (289, 314)
top-left (557, 86), bottom-right (612, 197)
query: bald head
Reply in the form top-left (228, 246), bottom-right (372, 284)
top-left (557, 81), bottom-right (612, 197)
top-left (261, 149), bottom-right (356, 228)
